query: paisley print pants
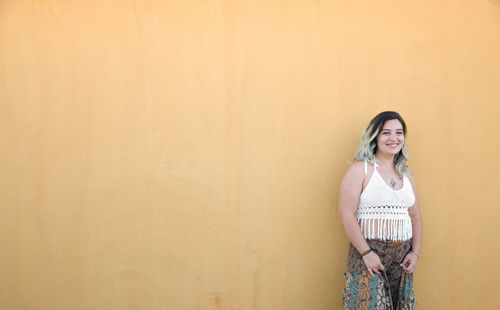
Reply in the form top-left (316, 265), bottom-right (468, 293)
top-left (342, 239), bottom-right (416, 310)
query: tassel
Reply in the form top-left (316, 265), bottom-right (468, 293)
top-left (408, 221), bottom-right (413, 238)
top-left (389, 219), bottom-right (392, 240)
top-left (392, 219), bottom-right (396, 241)
top-left (365, 219), bottom-right (372, 239)
top-left (399, 219), bottom-right (402, 240)
top-left (378, 219), bottom-right (382, 240)
top-left (396, 219), bottom-right (399, 241)
top-left (368, 219), bottom-right (374, 239)
top-left (391, 220), bottom-right (397, 239)
top-left (403, 219), bottom-right (406, 240)
top-left (407, 219), bottom-right (412, 239)
top-left (368, 219), bottom-right (371, 239)
top-left (361, 219), bottom-right (367, 238)
top-left (399, 219), bottom-right (403, 240)
top-left (392, 220), bottom-right (398, 238)
top-left (373, 219), bottom-right (376, 240)
top-left (383, 218), bottom-right (387, 241)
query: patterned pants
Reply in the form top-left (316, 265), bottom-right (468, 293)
top-left (342, 239), bottom-right (416, 310)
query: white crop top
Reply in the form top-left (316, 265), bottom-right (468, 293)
top-left (357, 161), bottom-right (415, 241)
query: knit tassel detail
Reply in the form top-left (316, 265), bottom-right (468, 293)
top-left (358, 217), bottom-right (412, 241)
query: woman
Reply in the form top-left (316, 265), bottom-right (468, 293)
top-left (339, 111), bottom-right (422, 309)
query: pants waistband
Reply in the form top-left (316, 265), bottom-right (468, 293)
top-left (368, 239), bottom-right (409, 248)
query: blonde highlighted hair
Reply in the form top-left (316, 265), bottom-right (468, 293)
top-left (353, 111), bottom-right (410, 176)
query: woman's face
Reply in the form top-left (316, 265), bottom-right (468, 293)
top-left (376, 119), bottom-right (405, 156)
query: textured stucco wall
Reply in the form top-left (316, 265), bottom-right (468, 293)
top-left (1, 1), bottom-right (499, 309)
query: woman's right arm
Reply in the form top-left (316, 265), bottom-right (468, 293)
top-left (339, 161), bottom-right (385, 276)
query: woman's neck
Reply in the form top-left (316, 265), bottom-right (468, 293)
top-left (375, 153), bottom-right (395, 167)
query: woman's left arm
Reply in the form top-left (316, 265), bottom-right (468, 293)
top-left (401, 170), bottom-right (423, 273)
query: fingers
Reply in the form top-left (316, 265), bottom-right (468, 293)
top-left (403, 260), bottom-right (417, 273)
top-left (367, 264), bottom-right (384, 275)
top-left (401, 256), bottom-right (418, 273)
top-left (362, 252), bottom-right (385, 276)
top-left (372, 265), bottom-right (383, 275)
top-left (401, 262), bottom-right (411, 273)
top-left (367, 268), bottom-right (374, 277)
top-left (364, 264), bottom-right (381, 276)
top-left (400, 254), bottom-right (412, 272)
top-left (402, 264), bottom-right (410, 273)
top-left (404, 266), bottom-right (415, 273)
top-left (407, 261), bottom-right (418, 273)
top-left (400, 256), bottom-right (410, 268)
top-left (366, 253), bottom-right (418, 275)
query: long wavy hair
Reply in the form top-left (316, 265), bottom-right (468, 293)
top-left (353, 111), bottom-right (410, 176)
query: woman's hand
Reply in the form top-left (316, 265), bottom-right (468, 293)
top-left (362, 251), bottom-right (385, 277)
top-left (401, 252), bottom-right (418, 273)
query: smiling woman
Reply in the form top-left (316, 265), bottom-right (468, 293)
top-left (339, 111), bottom-right (423, 309)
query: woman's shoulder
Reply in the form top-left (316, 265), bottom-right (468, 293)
top-left (349, 160), bottom-right (377, 171)
top-left (340, 161), bottom-right (366, 190)
top-left (345, 160), bottom-right (372, 177)
top-left (350, 160), bottom-right (365, 168)
top-left (405, 165), bottom-right (416, 183)
top-left (342, 160), bottom-right (364, 177)
top-left (349, 160), bottom-right (371, 171)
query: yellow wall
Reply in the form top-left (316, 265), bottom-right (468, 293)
top-left (1, 1), bottom-right (499, 309)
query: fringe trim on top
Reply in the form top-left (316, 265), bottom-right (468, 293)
top-left (358, 217), bottom-right (412, 241)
